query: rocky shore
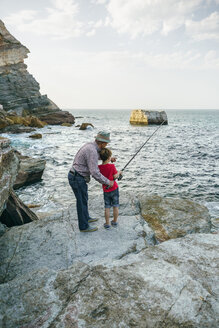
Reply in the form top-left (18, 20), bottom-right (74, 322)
top-left (0, 135), bottom-right (219, 327)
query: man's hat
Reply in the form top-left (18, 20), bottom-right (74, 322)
top-left (95, 131), bottom-right (111, 143)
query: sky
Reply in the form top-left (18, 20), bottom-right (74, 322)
top-left (0, 0), bottom-right (219, 110)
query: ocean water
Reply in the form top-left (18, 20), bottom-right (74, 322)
top-left (2, 109), bottom-right (219, 218)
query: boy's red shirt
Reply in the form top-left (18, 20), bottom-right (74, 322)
top-left (98, 163), bottom-right (118, 192)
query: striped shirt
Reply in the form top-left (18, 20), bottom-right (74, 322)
top-left (72, 141), bottom-right (110, 185)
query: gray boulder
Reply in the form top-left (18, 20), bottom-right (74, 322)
top-left (13, 151), bottom-right (46, 189)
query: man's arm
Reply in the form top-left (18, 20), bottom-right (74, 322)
top-left (87, 147), bottom-right (111, 185)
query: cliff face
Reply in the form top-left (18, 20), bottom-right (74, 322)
top-left (0, 20), bottom-right (74, 124)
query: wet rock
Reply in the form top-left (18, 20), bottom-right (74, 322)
top-left (1, 124), bottom-right (36, 133)
top-left (28, 133), bottom-right (42, 139)
top-left (61, 122), bottom-right (72, 127)
top-left (79, 122), bottom-right (94, 130)
top-left (139, 195), bottom-right (211, 242)
top-left (130, 109), bottom-right (168, 125)
top-left (13, 151), bottom-right (46, 189)
top-left (38, 110), bottom-right (75, 125)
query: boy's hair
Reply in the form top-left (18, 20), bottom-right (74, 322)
top-left (99, 148), bottom-right (112, 162)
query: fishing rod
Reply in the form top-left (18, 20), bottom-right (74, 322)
top-left (118, 120), bottom-right (166, 180)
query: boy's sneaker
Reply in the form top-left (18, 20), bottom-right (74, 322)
top-left (80, 225), bottom-right (98, 232)
top-left (104, 223), bottom-right (111, 229)
top-left (111, 221), bottom-right (118, 227)
top-left (88, 217), bottom-right (98, 223)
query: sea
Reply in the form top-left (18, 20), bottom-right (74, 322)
top-left (2, 109), bottom-right (219, 220)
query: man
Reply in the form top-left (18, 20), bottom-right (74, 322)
top-left (68, 131), bottom-right (114, 232)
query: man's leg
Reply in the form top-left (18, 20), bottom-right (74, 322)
top-left (68, 173), bottom-right (89, 230)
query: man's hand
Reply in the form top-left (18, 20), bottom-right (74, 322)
top-left (111, 157), bottom-right (117, 163)
top-left (109, 180), bottom-right (114, 187)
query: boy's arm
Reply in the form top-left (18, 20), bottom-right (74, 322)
top-left (112, 165), bottom-right (123, 179)
top-left (113, 171), bottom-right (123, 179)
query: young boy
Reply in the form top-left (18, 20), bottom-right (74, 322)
top-left (98, 148), bottom-right (122, 229)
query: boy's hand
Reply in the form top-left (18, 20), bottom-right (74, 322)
top-left (118, 171), bottom-right (123, 181)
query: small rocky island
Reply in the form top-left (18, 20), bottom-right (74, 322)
top-left (130, 109), bottom-right (168, 125)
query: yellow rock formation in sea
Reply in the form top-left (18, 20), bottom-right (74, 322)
top-left (129, 109), bottom-right (148, 125)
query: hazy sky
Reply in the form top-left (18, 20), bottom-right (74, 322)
top-left (1, 0), bottom-right (219, 109)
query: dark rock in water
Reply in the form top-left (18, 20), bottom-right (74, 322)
top-left (0, 189), bottom-right (38, 227)
top-left (28, 133), bottom-right (42, 139)
top-left (79, 122), bottom-right (94, 130)
top-left (130, 109), bottom-right (168, 125)
top-left (1, 124), bottom-right (36, 134)
top-left (38, 110), bottom-right (75, 125)
top-left (0, 20), bottom-right (75, 126)
top-left (13, 151), bottom-right (46, 189)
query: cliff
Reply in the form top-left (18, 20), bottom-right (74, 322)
top-left (130, 109), bottom-right (168, 125)
top-left (0, 20), bottom-right (74, 125)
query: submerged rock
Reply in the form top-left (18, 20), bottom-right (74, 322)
top-left (130, 109), bottom-right (168, 125)
top-left (79, 122), bottom-right (94, 130)
top-left (0, 20), bottom-right (75, 126)
top-left (28, 133), bottom-right (42, 139)
top-left (139, 195), bottom-right (211, 242)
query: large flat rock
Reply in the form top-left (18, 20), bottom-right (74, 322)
top-left (0, 234), bottom-right (218, 328)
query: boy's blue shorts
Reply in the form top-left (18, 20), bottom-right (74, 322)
top-left (104, 188), bottom-right (119, 208)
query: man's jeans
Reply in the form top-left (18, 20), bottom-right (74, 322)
top-left (68, 171), bottom-right (89, 230)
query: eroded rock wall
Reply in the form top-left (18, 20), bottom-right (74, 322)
top-left (0, 20), bottom-right (74, 125)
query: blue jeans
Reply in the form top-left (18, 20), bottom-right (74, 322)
top-left (68, 171), bottom-right (89, 230)
top-left (104, 188), bottom-right (119, 208)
